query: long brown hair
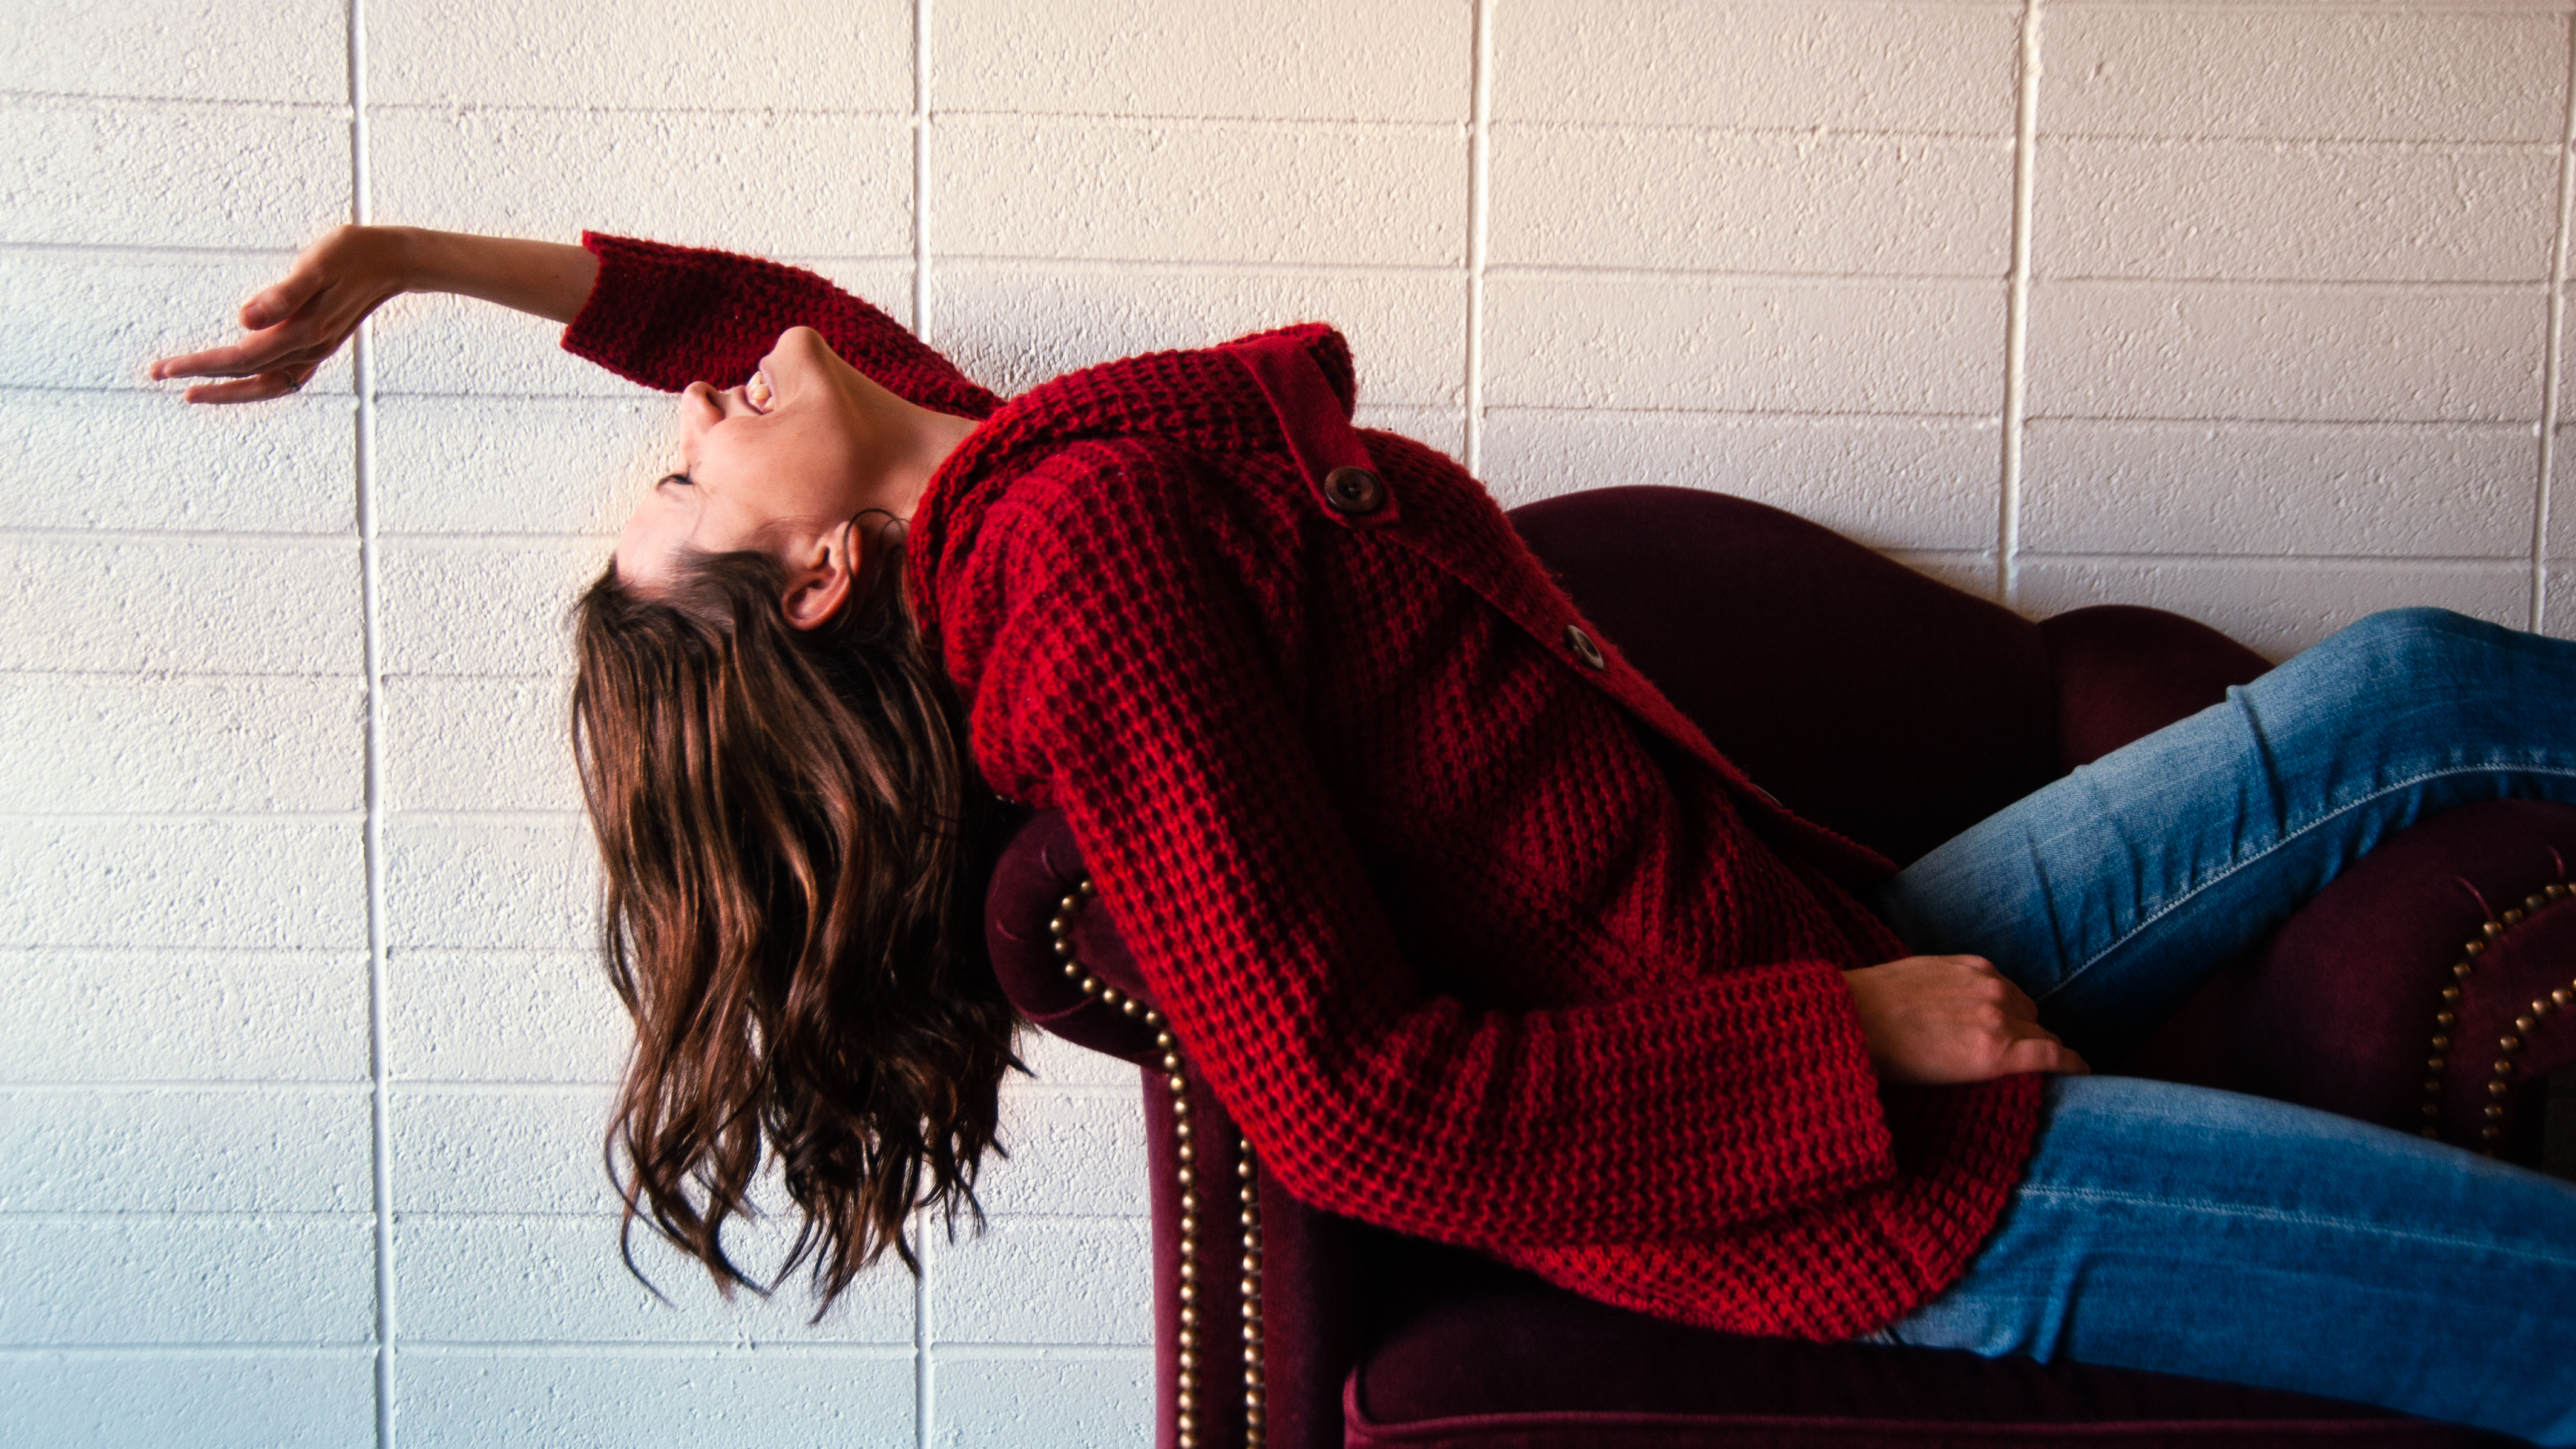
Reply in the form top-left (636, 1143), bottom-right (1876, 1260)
top-left (569, 523), bottom-right (1018, 1310)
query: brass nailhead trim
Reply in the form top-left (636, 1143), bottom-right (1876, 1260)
top-left (2421, 880), bottom-right (2572, 1154)
top-left (1050, 876), bottom-right (1265, 1448)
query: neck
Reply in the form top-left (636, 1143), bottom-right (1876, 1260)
top-left (879, 402), bottom-right (984, 522)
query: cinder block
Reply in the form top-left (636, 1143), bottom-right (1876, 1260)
top-left (2035, 139), bottom-right (2557, 283)
top-left (367, 291), bottom-right (632, 400)
top-left (369, 256), bottom-right (918, 399)
top-left (381, 818), bottom-right (597, 951)
top-left (0, 1086), bottom-right (369, 1212)
top-left (927, 1217), bottom-right (1152, 1345)
top-left (378, 539), bottom-right (600, 678)
top-left (937, 0), bottom-right (1470, 122)
top-left (1483, 275), bottom-right (2007, 416)
top-left (1494, 1), bottom-right (2019, 134)
top-left (1356, 405), bottom-right (1467, 463)
top-left (375, 397), bottom-right (669, 537)
top-left (0, 948), bottom-right (367, 1082)
top-left (0, 103), bottom-right (348, 251)
top-left (976, 1088), bottom-right (1150, 1218)
top-left (2549, 424), bottom-right (2576, 559)
top-left (2025, 282), bottom-right (2545, 424)
top-left (0, 1350), bottom-right (373, 1449)
top-left (0, 390), bottom-right (353, 534)
top-left (2022, 420), bottom-right (2536, 557)
top-left (369, 108), bottom-right (913, 260)
top-left (0, 537), bottom-right (361, 674)
top-left (390, 1087), bottom-right (619, 1214)
top-left (2, 253), bottom-right (354, 395)
top-left (2545, 568), bottom-right (2576, 642)
top-left (0, 676), bottom-right (363, 814)
top-left (1479, 410), bottom-right (2002, 549)
top-left (2012, 557), bottom-right (2530, 660)
top-left (1489, 130), bottom-right (2012, 278)
top-left (1890, 550), bottom-right (2001, 603)
top-left (369, 0), bottom-right (910, 112)
top-left (393, 1214), bottom-right (912, 1344)
top-left (2041, 9), bottom-right (2566, 143)
top-left (385, 949), bottom-right (625, 1084)
top-left (930, 118), bottom-right (1467, 268)
top-left (1014, 1029), bottom-right (1142, 1091)
top-left (926, 263), bottom-right (1466, 405)
top-left (930, 1350), bottom-right (1153, 1449)
top-left (0, 1217), bottom-right (374, 1344)
top-left (394, 1348), bottom-right (916, 1449)
top-left (383, 677), bottom-right (579, 813)
top-left (0, 0), bottom-right (346, 103)
top-left (0, 820), bottom-right (366, 949)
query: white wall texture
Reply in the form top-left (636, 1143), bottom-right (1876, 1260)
top-left (2, 1), bottom-right (2571, 1445)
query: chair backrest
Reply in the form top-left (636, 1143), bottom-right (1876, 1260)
top-left (1507, 486), bottom-right (2063, 865)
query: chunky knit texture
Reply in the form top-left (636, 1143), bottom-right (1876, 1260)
top-left (562, 234), bottom-right (2045, 1341)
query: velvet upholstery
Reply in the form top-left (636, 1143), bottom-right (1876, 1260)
top-left (1343, 1252), bottom-right (2520, 1448)
top-left (2037, 605), bottom-right (2275, 772)
top-left (2121, 797), bottom-right (2576, 1149)
top-left (1503, 488), bottom-right (2062, 867)
top-left (982, 487), bottom-right (2556, 1448)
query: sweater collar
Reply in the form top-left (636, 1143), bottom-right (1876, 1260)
top-left (903, 323), bottom-right (1354, 646)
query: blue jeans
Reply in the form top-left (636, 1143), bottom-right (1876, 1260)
top-left (1856, 608), bottom-right (2576, 1444)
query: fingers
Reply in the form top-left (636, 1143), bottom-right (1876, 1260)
top-left (240, 268), bottom-right (329, 331)
top-left (150, 337), bottom-right (278, 382)
top-left (1939, 954), bottom-right (2047, 1025)
top-left (176, 366), bottom-right (317, 405)
top-left (1999, 1028), bottom-right (2090, 1077)
top-left (151, 328), bottom-right (332, 387)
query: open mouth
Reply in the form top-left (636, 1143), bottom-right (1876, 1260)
top-left (743, 367), bottom-right (775, 413)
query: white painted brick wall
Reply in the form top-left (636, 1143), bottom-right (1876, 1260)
top-left (6, 2), bottom-right (2571, 1446)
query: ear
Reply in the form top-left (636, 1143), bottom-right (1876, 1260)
top-left (778, 521), bottom-right (858, 631)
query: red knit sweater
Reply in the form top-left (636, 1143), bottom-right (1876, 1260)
top-left (564, 233), bottom-right (2044, 1341)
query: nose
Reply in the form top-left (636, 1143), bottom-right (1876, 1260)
top-left (678, 380), bottom-right (721, 436)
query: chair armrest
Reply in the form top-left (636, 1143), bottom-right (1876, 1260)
top-left (2037, 605), bottom-right (2271, 770)
top-left (986, 807), bottom-right (1160, 1063)
top-left (2123, 799), bottom-right (2576, 1165)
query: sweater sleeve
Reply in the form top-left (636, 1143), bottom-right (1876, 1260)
top-left (559, 232), bottom-right (1002, 418)
top-left (967, 442), bottom-right (1901, 1250)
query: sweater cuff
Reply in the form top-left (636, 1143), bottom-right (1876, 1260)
top-left (559, 231), bottom-right (729, 393)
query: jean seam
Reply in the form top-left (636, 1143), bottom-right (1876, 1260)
top-left (2018, 1183), bottom-right (2576, 1270)
top-left (2040, 760), bottom-right (2576, 1004)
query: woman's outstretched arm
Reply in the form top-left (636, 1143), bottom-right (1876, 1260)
top-left (564, 233), bottom-right (1000, 418)
top-left (150, 225), bottom-right (599, 403)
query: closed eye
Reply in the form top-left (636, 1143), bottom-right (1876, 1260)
top-left (657, 472), bottom-right (693, 489)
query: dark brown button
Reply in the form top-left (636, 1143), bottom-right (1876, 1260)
top-left (1322, 465), bottom-right (1385, 515)
top-left (1565, 624), bottom-right (1605, 669)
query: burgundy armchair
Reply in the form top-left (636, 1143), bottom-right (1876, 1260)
top-left (984, 486), bottom-right (2574, 1448)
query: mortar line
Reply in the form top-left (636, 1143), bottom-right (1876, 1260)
top-left (1997, 0), bottom-right (2042, 607)
top-left (913, 0), bottom-right (930, 346)
top-left (1463, 0), bottom-right (1493, 475)
top-left (916, 1206), bottom-right (933, 1449)
top-left (2532, 22), bottom-right (2576, 632)
top-left (346, 4), bottom-right (397, 1445)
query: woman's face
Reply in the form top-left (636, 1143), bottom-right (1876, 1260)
top-left (614, 326), bottom-right (882, 590)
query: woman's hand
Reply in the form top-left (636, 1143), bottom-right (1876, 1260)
top-left (1841, 954), bottom-right (2090, 1085)
top-left (150, 225), bottom-right (600, 404)
top-left (149, 225), bottom-right (418, 402)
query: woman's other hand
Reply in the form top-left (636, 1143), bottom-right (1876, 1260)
top-left (1841, 954), bottom-right (2091, 1085)
top-left (150, 225), bottom-right (600, 404)
top-left (150, 224), bottom-right (416, 402)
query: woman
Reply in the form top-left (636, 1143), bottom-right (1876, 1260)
top-left (154, 224), bottom-right (2576, 1441)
